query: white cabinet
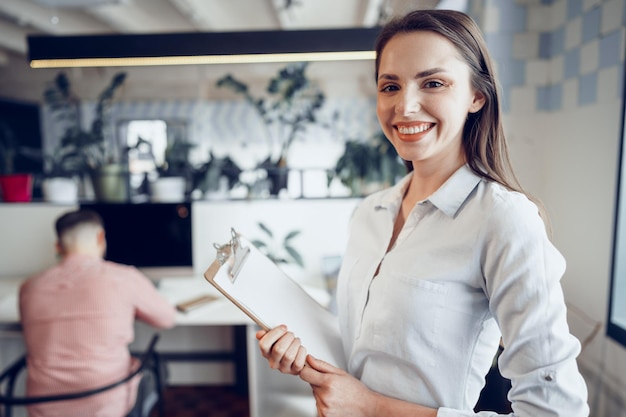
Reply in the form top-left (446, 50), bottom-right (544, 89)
top-left (246, 325), bottom-right (318, 417)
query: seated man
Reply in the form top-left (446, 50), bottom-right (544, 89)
top-left (19, 208), bottom-right (177, 417)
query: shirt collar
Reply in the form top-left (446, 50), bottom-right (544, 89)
top-left (373, 164), bottom-right (482, 219)
top-left (62, 252), bottom-right (103, 265)
top-left (429, 164), bottom-right (482, 218)
top-left (374, 173), bottom-right (411, 215)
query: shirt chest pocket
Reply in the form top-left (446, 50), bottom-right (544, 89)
top-left (369, 274), bottom-right (448, 367)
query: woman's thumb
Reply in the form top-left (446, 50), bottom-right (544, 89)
top-left (306, 355), bottom-right (336, 373)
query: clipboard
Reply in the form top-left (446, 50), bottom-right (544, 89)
top-left (203, 228), bottom-right (346, 370)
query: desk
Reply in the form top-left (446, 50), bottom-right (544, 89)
top-left (0, 279), bottom-right (21, 329)
top-left (154, 277), bottom-right (253, 396)
top-left (0, 276), bottom-right (326, 417)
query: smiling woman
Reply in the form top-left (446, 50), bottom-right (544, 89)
top-left (255, 9), bottom-right (589, 417)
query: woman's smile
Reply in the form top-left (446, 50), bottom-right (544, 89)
top-left (395, 122), bottom-right (435, 142)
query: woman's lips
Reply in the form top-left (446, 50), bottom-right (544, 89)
top-left (395, 122), bottom-right (435, 141)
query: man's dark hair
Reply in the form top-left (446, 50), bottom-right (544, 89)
top-left (55, 209), bottom-right (104, 239)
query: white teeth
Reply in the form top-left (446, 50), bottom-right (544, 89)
top-left (398, 124), bottom-right (431, 134)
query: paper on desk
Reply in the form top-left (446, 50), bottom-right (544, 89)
top-left (204, 234), bottom-right (346, 370)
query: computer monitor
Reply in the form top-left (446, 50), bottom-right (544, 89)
top-left (80, 202), bottom-right (192, 269)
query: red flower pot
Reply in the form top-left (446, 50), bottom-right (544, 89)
top-left (0, 173), bottom-right (33, 202)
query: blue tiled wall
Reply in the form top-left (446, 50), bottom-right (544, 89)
top-left (480, 0), bottom-right (625, 113)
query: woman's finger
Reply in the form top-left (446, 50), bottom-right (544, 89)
top-left (258, 325), bottom-right (288, 358)
top-left (299, 355), bottom-right (341, 386)
top-left (279, 337), bottom-right (307, 374)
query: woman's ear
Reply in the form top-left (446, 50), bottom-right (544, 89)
top-left (469, 90), bottom-right (486, 114)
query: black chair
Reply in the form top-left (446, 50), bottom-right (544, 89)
top-left (0, 334), bottom-right (164, 417)
top-left (474, 345), bottom-right (512, 414)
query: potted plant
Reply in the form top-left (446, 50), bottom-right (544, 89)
top-left (329, 132), bottom-right (407, 196)
top-left (250, 222), bottom-right (304, 268)
top-left (150, 139), bottom-right (196, 202)
top-left (38, 91), bottom-right (91, 202)
top-left (0, 119), bottom-right (36, 202)
top-left (216, 62), bottom-right (327, 195)
top-left (43, 71), bottom-right (128, 202)
top-left (193, 151), bottom-right (242, 199)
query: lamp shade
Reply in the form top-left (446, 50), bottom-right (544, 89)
top-left (27, 27), bottom-right (381, 68)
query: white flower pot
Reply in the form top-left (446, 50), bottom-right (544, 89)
top-left (150, 177), bottom-right (186, 202)
top-left (42, 177), bottom-right (79, 203)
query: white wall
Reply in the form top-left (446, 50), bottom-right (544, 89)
top-left (0, 203), bottom-right (77, 278)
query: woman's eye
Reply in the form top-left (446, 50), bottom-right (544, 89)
top-left (379, 84), bottom-right (399, 93)
top-left (424, 80), bottom-right (444, 88)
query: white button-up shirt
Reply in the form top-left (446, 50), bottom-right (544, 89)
top-left (336, 165), bottom-right (589, 416)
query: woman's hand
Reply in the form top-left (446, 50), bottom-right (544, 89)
top-left (301, 356), bottom-right (437, 417)
top-left (300, 355), bottom-right (378, 417)
top-left (256, 325), bottom-right (307, 375)
top-left (257, 332), bottom-right (437, 417)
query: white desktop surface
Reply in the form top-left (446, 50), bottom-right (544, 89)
top-left (158, 276), bottom-right (254, 326)
top-left (159, 275), bottom-right (331, 326)
top-left (0, 275), bottom-right (331, 328)
top-left (0, 276), bottom-right (247, 327)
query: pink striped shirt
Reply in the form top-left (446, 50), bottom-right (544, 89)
top-left (19, 253), bottom-right (176, 417)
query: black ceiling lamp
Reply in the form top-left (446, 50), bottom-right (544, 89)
top-left (27, 27), bottom-right (381, 68)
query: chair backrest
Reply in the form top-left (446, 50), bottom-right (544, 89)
top-left (0, 333), bottom-right (162, 417)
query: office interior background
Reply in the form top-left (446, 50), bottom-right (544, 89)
top-left (1, 0), bottom-right (626, 416)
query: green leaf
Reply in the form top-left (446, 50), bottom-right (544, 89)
top-left (250, 239), bottom-right (267, 249)
top-left (283, 230), bottom-right (301, 242)
top-left (258, 222), bottom-right (273, 238)
top-left (285, 245), bottom-right (304, 268)
top-left (216, 74), bottom-right (248, 94)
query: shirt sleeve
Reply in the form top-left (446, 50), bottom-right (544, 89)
top-left (129, 269), bottom-right (177, 329)
top-left (439, 195), bottom-right (589, 417)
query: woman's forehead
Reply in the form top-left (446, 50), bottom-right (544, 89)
top-left (378, 31), bottom-right (469, 74)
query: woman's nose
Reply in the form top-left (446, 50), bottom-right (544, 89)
top-left (396, 88), bottom-right (421, 115)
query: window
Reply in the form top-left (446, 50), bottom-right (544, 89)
top-left (607, 70), bottom-right (626, 347)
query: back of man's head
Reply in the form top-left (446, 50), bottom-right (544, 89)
top-left (55, 209), bottom-right (106, 257)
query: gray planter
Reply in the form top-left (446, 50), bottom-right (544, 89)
top-left (90, 163), bottom-right (129, 203)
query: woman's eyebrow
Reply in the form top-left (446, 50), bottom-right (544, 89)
top-left (377, 73), bottom-right (398, 82)
top-left (415, 67), bottom-right (446, 79)
top-left (377, 67), bottom-right (447, 82)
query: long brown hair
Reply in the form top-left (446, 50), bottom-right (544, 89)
top-left (374, 9), bottom-right (549, 228)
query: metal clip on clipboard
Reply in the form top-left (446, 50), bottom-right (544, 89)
top-left (213, 228), bottom-right (250, 283)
